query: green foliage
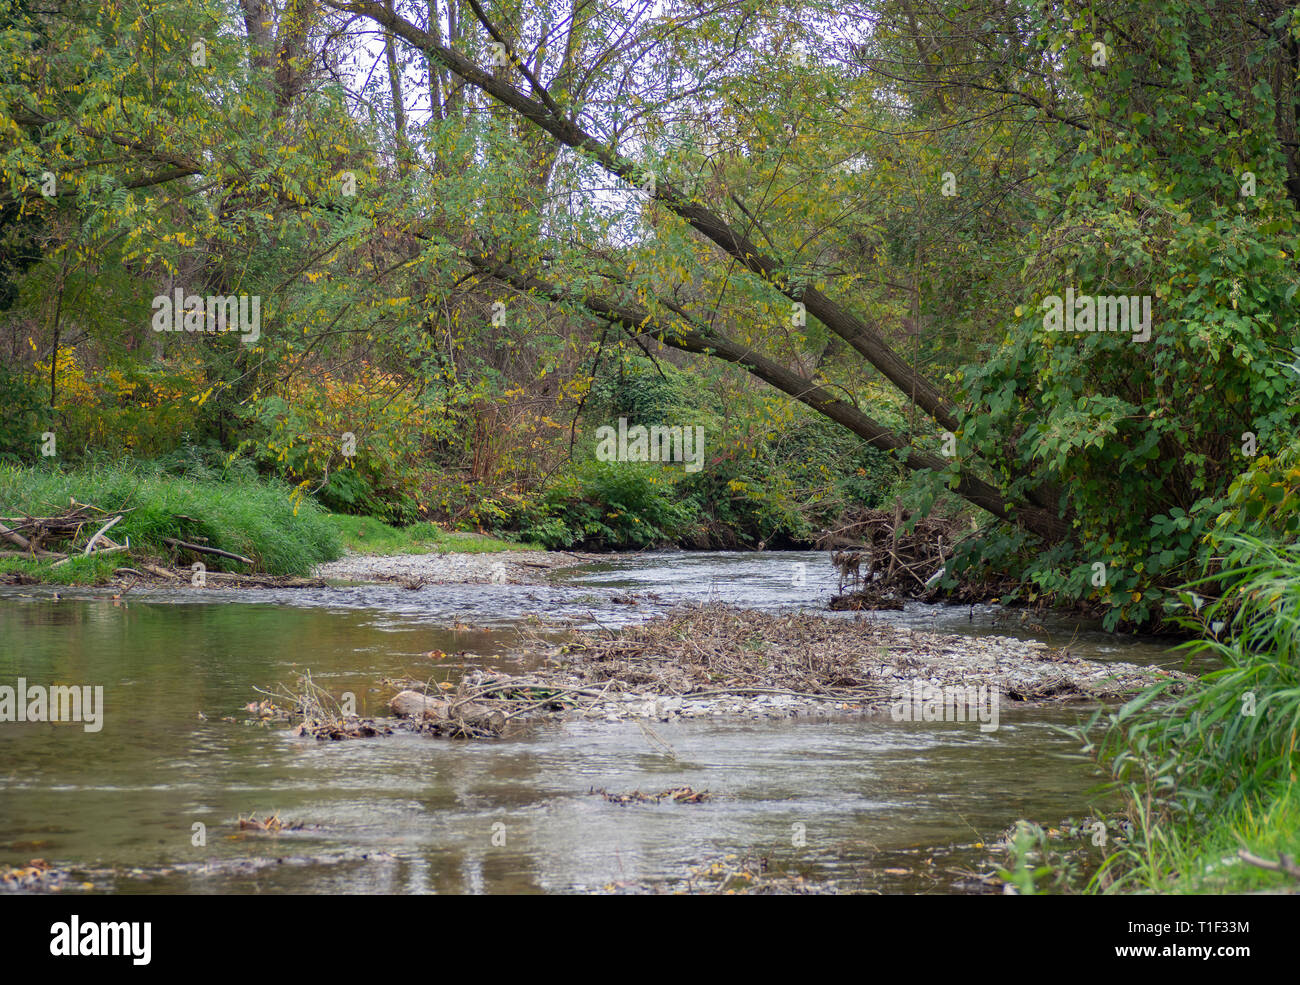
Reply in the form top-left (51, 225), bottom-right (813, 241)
top-left (1136, 780), bottom-right (1300, 894)
top-left (0, 362), bottom-right (43, 459)
top-left (518, 459), bottom-right (698, 550)
top-left (1077, 532), bottom-right (1300, 890)
top-left (679, 416), bottom-right (895, 546)
top-left (940, 0), bottom-right (1300, 626)
top-left (316, 467), bottom-right (386, 517)
top-left (0, 461), bottom-right (341, 576)
top-left (589, 367), bottom-right (692, 426)
top-left (569, 356), bottom-right (899, 548)
top-left (995, 821), bottom-right (1087, 896)
top-left (1216, 434), bottom-right (1300, 541)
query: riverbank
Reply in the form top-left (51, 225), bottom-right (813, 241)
top-left (1158, 781), bottom-right (1300, 893)
top-left (0, 463), bottom-right (555, 587)
top-left (0, 463), bottom-right (342, 584)
top-left (325, 513), bottom-right (544, 556)
top-left (1056, 535), bottom-right (1300, 896)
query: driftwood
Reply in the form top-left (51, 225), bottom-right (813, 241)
top-left (1238, 849), bottom-right (1300, 879)
top-left (0, 520), bottom-right (34, 551)
top-left (202, 571), bottom-right (326, 588)
top-left (0, 519), bottom-right (62, 556)
top-left (161, 537), bottom-right (253, 565)
top-left (83, 515), bottom-right (123, 554)
top-left (831, 550), bottom-right (863, 593)
top-left (0, 505), bottom-right (133, 559)
top-left (53, 545), bottom-right (126, 567)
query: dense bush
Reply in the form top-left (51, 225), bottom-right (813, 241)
top-left (0, 363), bottom-right (44, 460)
top-left (517, 459), bottom-right (698, 549)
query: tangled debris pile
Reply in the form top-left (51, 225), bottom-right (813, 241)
top-left (380, 675), bottom-right (594, 737)
top-left (590, 786), bottom-right (710, 805)
top-left (254, 672), bottom-right (394, 740)
top-left (257, 606), bottom-right (1189, 741)
top-left (236, 812), bottom-right (308, 833)
top-left (0, 501), bottom-right (129, 560)
top-left (817, 508), bottom-right (959, 599)
top-left (530, 605), bottom-right (1188, 721)
top-left (817, 507), bottom-right (1023, 607)
top-left (388, 687), bottom-right (508, 737)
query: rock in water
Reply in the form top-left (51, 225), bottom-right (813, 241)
top-left (389, 690), bottom-right (505, 732)
top-left (390, 690), bottom-right (444, 718)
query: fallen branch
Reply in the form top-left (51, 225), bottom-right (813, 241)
top-left (161, 537), bottom-right (253, 565)
top-left (1238, 849), bottom-right (1300, 879)
top-left (83, 514), bottom-right (124, 554)
top-left (71, 499), bottom-right (121, 514)
top-left (53, 544), bottom-right (127, 567)
top-left (0, 520), bottom-right (34, 551)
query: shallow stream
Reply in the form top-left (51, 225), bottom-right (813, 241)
top-left (0, 551), bottom-right (1188, 893)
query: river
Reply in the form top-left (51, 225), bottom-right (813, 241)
top-left (0, 551), bottom-right (1188, 893)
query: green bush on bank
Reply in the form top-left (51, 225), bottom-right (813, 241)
top-left (509, 359), bottom-right (900, 551)
top-left (510, 414), bottom-right (899, 551)
top-left (516, 459), bottom-right (699, 550)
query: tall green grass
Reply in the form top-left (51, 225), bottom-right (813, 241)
top-left (0, 462), bottom-right (342, 576)
top-left (1078, 533), bottom-right (1300, 892)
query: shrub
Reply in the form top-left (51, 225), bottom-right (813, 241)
top-left (518, 459), bottom-right (698, 550)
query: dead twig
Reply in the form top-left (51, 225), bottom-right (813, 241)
top-left (1238, 849), bottom-right (1300, 879)
top-left (161, 537), bottom-right (254, 565)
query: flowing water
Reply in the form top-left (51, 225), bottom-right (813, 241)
top-left (0, 551), bottom-right (1188, 893)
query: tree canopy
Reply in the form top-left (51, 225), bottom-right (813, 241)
top-left (3, 0), bottom-right (1299, 626)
